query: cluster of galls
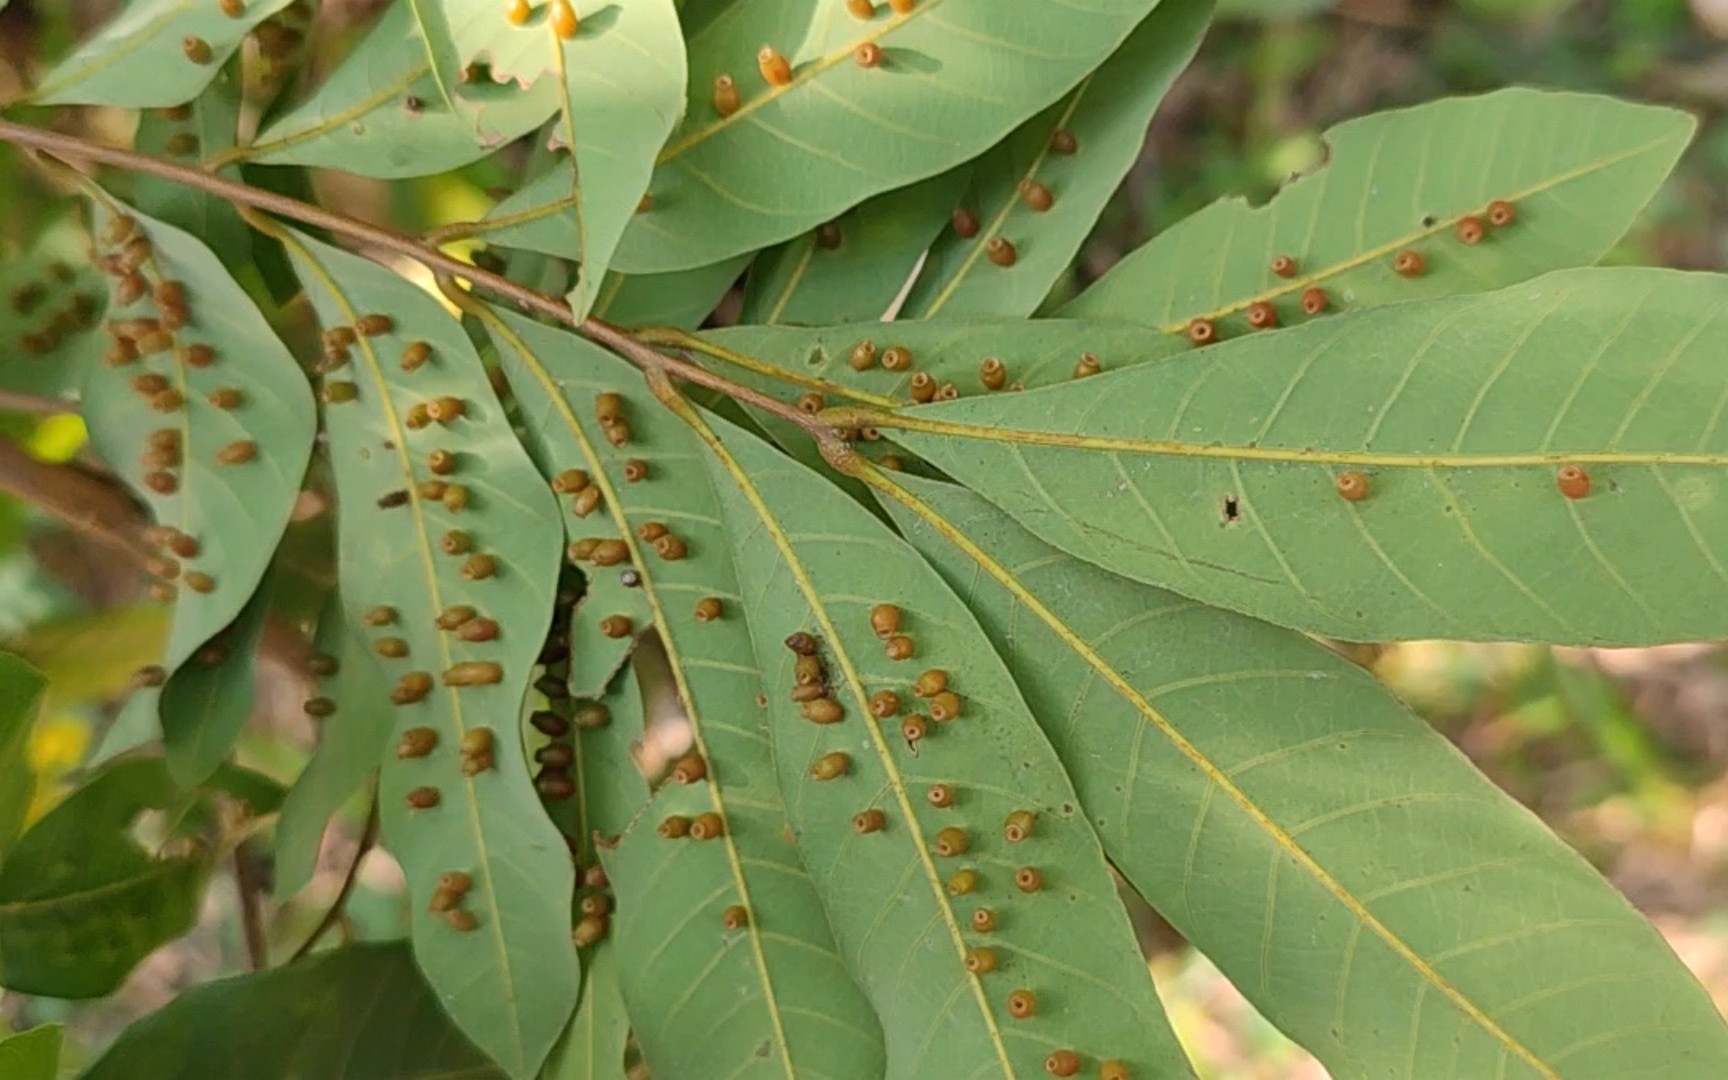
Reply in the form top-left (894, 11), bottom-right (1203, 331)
top-left (504, 0), bottom-right (580, 40)
top-left (11, 261), bottom-right (98, 358)
top-left (299, 648), bottom-right (340, 723)
top-left (428, 870), bottom-right (479, 934)
top-left (942, 126), bottom-right (1078, 275)
top-left (786, 630), bottom-right (844, 725)
top-left (1185, 198), bottom-right (1519, 348)
top-left (706, 1), bottom-right (915, 122)
top-left (96, 215), bottom-right (240, 603)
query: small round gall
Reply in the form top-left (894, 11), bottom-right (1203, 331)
top-left (881, 345), bottom-right (913, 372)
top-left (854, 42), bottom-right (883, 67)
top-left (927, 784), bottom-right (955, 808)
top-left (1187, 318), bottom-right (1217, 346)
top-left (550, 0), bottom-right (578, 39)
top-left (689, 812), bottom-right (725, 840)
top-left (1487, 199), bottom-right (1516, 227)
top-left (985, 237), bottom-right (1017, 267)
top-left (757, 46), bottom-right (793, 87)
top-left (1007, 989), bottom-right (1036, 1019)
top-left (1301, 287), bottom-right (1330, 316)
top-left (1015, 866), bottom-right (1045, 893)
top-left (952, 208), bottom-right (980, 239)
top-left (1556, 464), bottom-right (1590, 499)
top-left (1003, 810), bottom-right (1035, 842)
top-left (1050, 128), bottom-right (1078, 154)
top-left (809, 752), bottom-right (850, 781)
top-left (1335, 470), bottom-right (1370, 503)
top-left (712, 74), bottom-right (741, 117)
top-left (694, 597), bottom-right (723, 622)
top-left (722, 905), bottom-right (749, 930)
top-left (963, 947), bottom-right (997, 975)
top-left (1271, 254), bottom-right (1298, 278)
top-left (1393, 250), bottom-right (1425, 277)
top-left (884, 635), bottom-right (915, 661)
top-left (1456, 215), bottom-right (1485, 245)
top-left (852, 808), bottom-right (885, 834)
top-left (1045, 1050), bottom-right (1081, 1077)
top-left (868, 689), bottom-right (901, 719)
top-left (933, 826), bottom-right (968, 857)
top-left (947, 869), bottom-right (977, 895)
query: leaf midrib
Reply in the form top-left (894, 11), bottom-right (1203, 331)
top-left (864, 465), bottom-right (1560, 1079)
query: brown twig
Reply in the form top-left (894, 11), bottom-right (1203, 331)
top-left (290, 796), bottom-right (379, 963)
top-left (0, 437), bottom-right (150, 562)
top-left (0, 120), bottom-right (846, 455)
top-left (0, 388), bottom-right (75, 415)
top-left (234, 838), bottom-right (270, 971)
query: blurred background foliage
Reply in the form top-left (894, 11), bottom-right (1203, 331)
top-left (4, 0), bottom-right (1728, 1075)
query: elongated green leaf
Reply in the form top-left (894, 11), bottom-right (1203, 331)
top-left (881, 472), bottom-right (1728, 1079)
top-left (740, 168), bottom-right (970, 326)
top-left (688, 406), bottom-right (1193, 1079)
top-left (543, 942), bottom-right (630, 1080)
top-left (80, 195), bottom-right (316, 685)
top-left (1062, 89), bottom-right (1694, 332)
top-left (276, 230), bottom-right (573, 1080)
top-left (31, 0), bottom-right (294, 107)
top-left (158, 574), bottom-right (270, 787)
top-left (0, 653), bottom-right (46, 866)
top-left (476, 306), bottom-right (884, 1080)
top-left (451, 0), bottom-right (687, 317)
top-left (901, 0), bottom-right (1210, 318)
top-left (871, 268), bottom-right (1728, 646)
top-left (482, 0), bottom-right (1168, 273)
top-left (274, 596), bottom-right (394, 900)
top-left (81, 942), bottom-right (508, 1079)
top-left (134, 65), bottom-right (250, 271)
top-left (0, 221), bottom-right (107, 399)
top-left (592, 256), bottom-right (749, 331)
top-left (243, 3), bottom-right (558, 178)
top-left (0, 760), bottom-right (212, 997)
top-left (557, 670), bottom-right (647, 856)
top-left (0, 1025), bottom-right (59, 1080)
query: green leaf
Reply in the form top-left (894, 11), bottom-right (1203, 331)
top-left (490, 0), bottom-right (1169, 274)
top-left (0, 759), bottom-right (214, 997)
top-left (0, 653), bottom-right (46, 866)
top-left (474, 307), bottom-right (884, 1080)
top-left (592, 256), bottom-right (749, 331)
top-left (739, 168), bottom-right (970, 326)
top-left (134, 65), bottom-right (250, 271)
top-left (556, 671), bottom-right (647, 857)
top-left (273, 596), bottom-right (394, 900)
top-left (30, 0), bottom-right (295, 108)
top-left (899, 0), bottom-right (1211, 319)
top-left (450, 0), bottom-right (688, 317)
top-left (1061, 88), bottom-right (1695, 330)
top-left (80, 941), bottom-right (508, 1079)
top-left (696, 317), bottom-right (1171, 422)
top-left (158, 573), bottom-right (271, 787)
top-left (0, 220), bottom-right (109, 400)
top-left (242, 2), bottom-right (558, 179)
top-left (0, 1025), bottom-right (60, 1080)
top-left (687, 405), bottom-right (1195, 1079)
top-left (542, 942), bottom-right (630, 1080)
top-left (79, 194), bottom-right (316, 689)
top-left (275, 228), bottom-right (573, 1080)
top-left (865, 268), bottom-right (1728, 646)
top-left (880, 471), bottom-right (1728, 1078)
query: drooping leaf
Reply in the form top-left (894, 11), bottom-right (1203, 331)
top-left (685, 404), bottom-right (1195, 1079)
top-left (0, 1025), bottom-right (60, 1080)
top-left (30, 0), bottom-right (295, 108)
top-left (274, 229), bottom-right (573, 1080)
top-left (273, 595), bottom-right (394, 900)
top-left (474, 305), bottom-right (885, 1080)
top-left (0, 758), bottom-right (274, 997)
top-left (900, 0), bottom-right (1211, 319)
top-left (241, 2), bottom-right (558, 179)
top-left (0, 220), bottom-right (108, 400)
top-left (134, 65), bottom-right (250, 271)
top-left (739, 168), bottom-right (970, 326)
top-left (542, 942), bottom-right (630, 1080)
top-left (488, 0), bottom-right (1168, 274)
top-left (158, 572), bottom-right (271, 787)
top-left (450, 0), bottom-right (688, 317)
top-left (879, 471), bottom-right (1728, 1079)
top-left (592, 256), bottom-right (749, 331)
top-left (862, 268), bottom-right (1728, 646)
top-left (80, 942), bottom-right (507, 1080)
top-left (1061, 89), bottom-right (1695, 333)
top-left (0, 653), bottom-right (46, 865)
top-left (79, 194), bottom-right (316, 697)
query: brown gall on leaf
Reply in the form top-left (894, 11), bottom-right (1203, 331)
top-left (303, 697), bottom-right (336, 718)
top-left (397, 727), bottom-right (437, 758)
top-left (1015, 866), bottom-right (1044, 893)
top-left (535, 771), bottom-right (575, 800)
top-left (758, 45), bottom-right (793, 87)
top-left (926, 783), bottom-right (955, 808)
top-left (1301, 287), bottom-right (1330, 316)
top-left (880, 345), bottom-right (913, 372)
top-left (722, 904), bottom-right (749, 930)
top-left (1099, 1062), bottom-right (1130, 1080)
top-left (1186, 318), bottom-right (1217, 346)
top-left (970, 907), bottom-right (994, 932)
top-left (801, 698), bottom-right (844, 725)
top-left (443, 661), bottom-right (503, 687)
top-left (694, 597), bottom-right (723, 622)
top-left (535, 743), bottom-right (574, 769)
top-left (571, 913), bottom-right (607, 947)
top-left (712, 74), bottom-right (741, 117)
top-left (598, 615), bottom-right (634, 639)
top-left (1018, 179), bottom-right (1053, 212)
top-left (689, 812), bottom-right (725, 840)
top-left (909, 372), bottom-right (937, 404)
top-left (1045, 1050), bottom-right (1081, 1077)
top-left (1456, 214), bottom-right (1485, 245)
top-left (1072, 352), bottom-right (1101, 379)
top-left (1004, 810), bottom-right (1035, 842)
top-left (868, 689), bottom-right (900, 718)
top-left (1271, 254), bottom-right (1298, 278)
top-left (1049, 127), bottom-right (1078, 154)
top-left (182, 35), bottom-right (213, 64)
top-left (884, 634), bottom-right (915, 661)
top-left (933, 826), bottom-right (968, 857)
top-left (929, 691), bottom-right (961, 723)
top-left (963, 946), bottom-right (997, 974)
top-left (985, 237), bottom-right (1017, 267)
top-left (672, 753), bottom-right (707, 783)
top-left (550, 0), bottom-right (578, 39)
top-left (979, 357), bottom-right (1006, 390)
top-left (184, 571), bottom-right (215, 593)
top-left (847, 0), bottom-right (875, 16)
top-left (406, 786), bottom-right (440, 809)
top-left (374, 637), bottom-right (409, 659)
top-left (852, 808), bottom-right (885, 834)
top-left (947, 868), bottom-right (977, 895)
top-left (505, 0), bottom-right (530, 25)
top-left (1557, 464), bottom-right (1590, 499)
top-left (848, 340), bottom-right (877, 370)
top-left (809, 752), bottom-right (850, 780)
top-left (1335, 470), bottom-right (1370, 503)
top-left (1007, 989), bottom-right (1036, 1018)
top-left (1393, 249), bottom-right (1425, 277)
top-left (1487, 198), bottom-right (1516, 227)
